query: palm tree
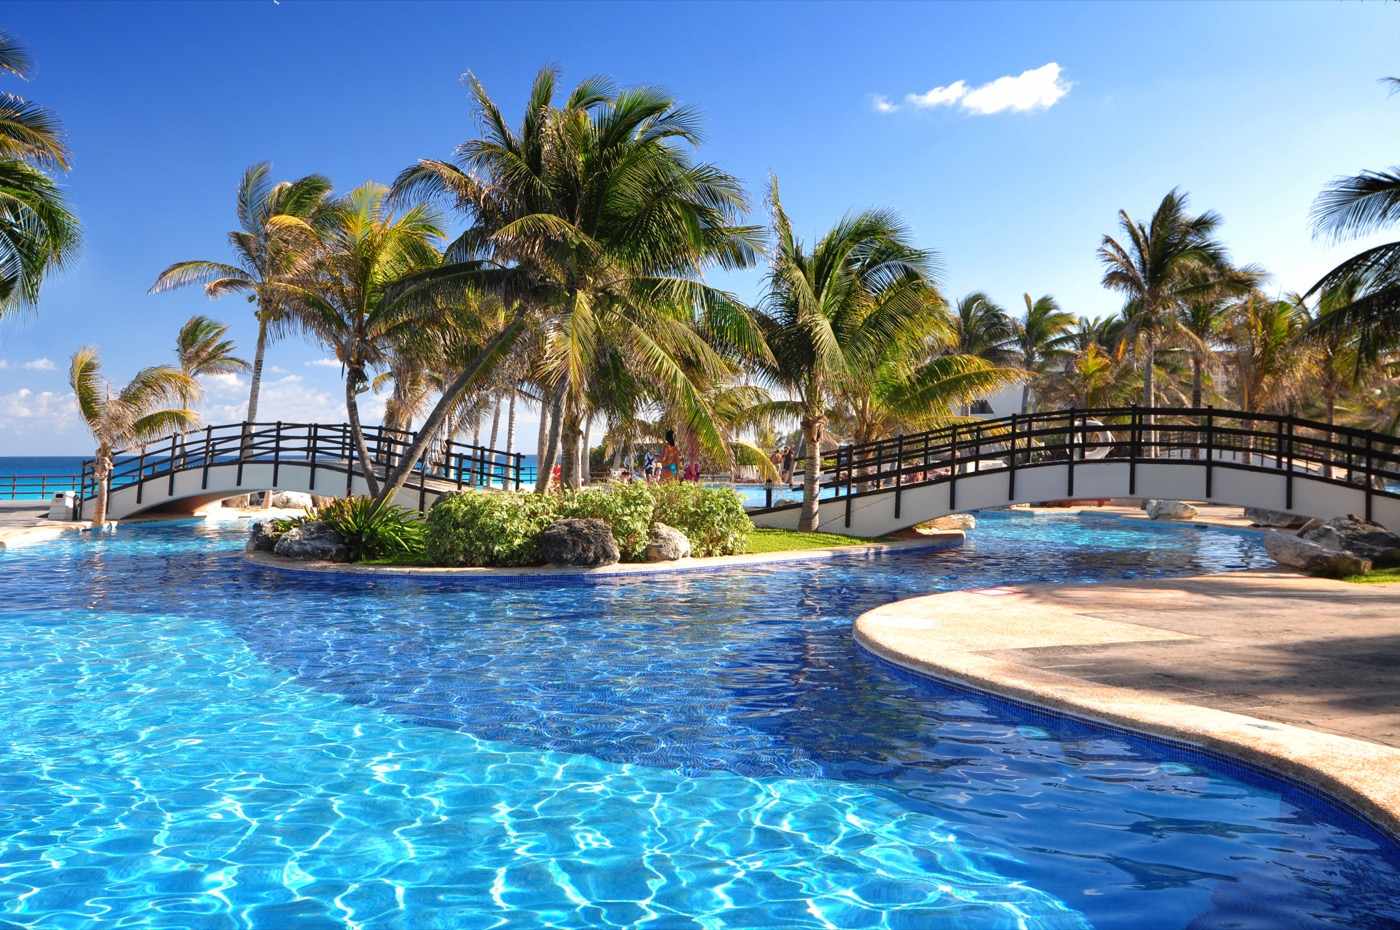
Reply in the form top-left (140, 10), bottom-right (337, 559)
top-left (1228, 292), bottom-right (1311, 414)
top-left (1098, 189), bottom-right (1240, 410)
top-left (69, 348), bottom-right (197, 524)
top-left (150, 163), bottom-right (333, 423)
top-left (273, 182), bottom-right (445, 498)
top-left (951, 292), bottom-right (1017, 362)
top-left (386, 67), bottom-right (764, 498)
top-left (0, 31), bottom-right (79, 317)
top-left (751, 178), bottom-right (939, 531)
top-left (176, 314), bottom-right (248, 382)
top-left (1012, 293), bottom-right (1075, 412)
top-left (1306, 79), bottom-right (1400, 367)
top-left (1299, 282), bottom-right (1372, 426)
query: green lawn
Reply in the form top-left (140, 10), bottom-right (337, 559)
top-left (1343, 566), bottom-right (1400, 584)
top-left (744, 527), bottom-right (870, 553)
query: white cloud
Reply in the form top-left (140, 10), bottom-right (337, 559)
top-left (201, 372), bottom-right (246, 394)
top-left (892, 62), bottom-right (1070, 117)
top-left (22, 357), bottom-right (56, 371)
top-left (0, 387), bottom-right (77, 425)
top-left (0, 359), bottom-right (8, 369)
top-left (871, 94), bottom-right (900, 114)
top-left (905, 80), bottom-right (969, 109)
top-left (305, 358), bottom-right (342, 369)
top-left (203, 373), bottom-right (383, 426)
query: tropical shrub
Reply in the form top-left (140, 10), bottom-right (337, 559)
top-left (648, 483), bottom-right (751, 557)
top-left (425, 491), bottom-right (561, 567)
top-left (560, 482), bottom-right (656, 561)
top-left (315, 497), bottom-right (425, 562)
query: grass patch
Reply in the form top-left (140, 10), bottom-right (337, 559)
top-left (744, 527), bottom-right (869, 554)
top-left (1343, 566), bottom-right (1400, 584)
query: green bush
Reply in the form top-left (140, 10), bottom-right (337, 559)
top-left (425, 491), bottom-right (561, 566)
top-left (648, 483), bottom-right (751, 557)
top-left (315, 497), bottom-right (426, 562)
top-left (560, 482), bottom-right (655, 561)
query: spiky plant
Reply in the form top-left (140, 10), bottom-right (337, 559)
top-left (70, 348), bottom-right (197, 523)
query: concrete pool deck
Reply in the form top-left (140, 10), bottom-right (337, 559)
top-left (856, 569), bottom-right (1400, 837)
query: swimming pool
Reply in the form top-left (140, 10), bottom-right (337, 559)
top-left (0, 512), bottom-right (1397, 928)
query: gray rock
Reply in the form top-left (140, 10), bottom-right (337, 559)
top-left (1299, 515), bottom-right (1400, 568)
top-left (1263, 530), bottom-right (1371, 578)
top-left (268, 490), bottom-right (314, 510)
top-left (1145, 499), bottom-right (1199, 520)
top-left (926, 513), bottom-right (976, 531)
top-left (246, 520), bottom-right (280, 553)
top-left (537, 518), bottom-right (619, 567)
top-left (272, 521), bottom-right (350, 562)
top-left (644, 523), bottom-right (691, 562)
top-left (1244, 507), bottom-right (1309, 529)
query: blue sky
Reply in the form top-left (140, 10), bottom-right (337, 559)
top-left (1, 0), bottom-right (1396, 455)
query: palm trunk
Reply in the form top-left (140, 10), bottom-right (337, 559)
top-left (371, 312), bottom-right (527, 509)
top-left (487, 400), bottom-right (502, 488)
top-left (245, 310), bottom-right (270, 423)
top-left (505, 389), bottom-right (518, 485)
top-left (1190, 354), bottom-right (1204, 460)
top-left (799, 413), bottom-right (823, 532)
top-left (559, 396), bottom-right (584, 491)
top-left (534, 393), bottom-right (549, 484)
top-left (535, 385), bottom-right (565, 493)
top-left (345, 377), bottom-right (381, 499)
top-left (1142, 338), bottom-right (1156, 454)
top-left (1020, 381), bottom-right (1031, 415)
top-left (581, 416), bottom-right (591, 485)
top-left (91, 448), bottom-right (111, 525)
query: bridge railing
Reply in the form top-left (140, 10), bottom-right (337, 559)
top-left (755, 406), bottom-right (1400, 525)
top-left (0, 473), bottom-right (83, 501)
top-left (77, 421), bottom-right (524, 518)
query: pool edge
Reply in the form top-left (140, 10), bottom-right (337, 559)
top-left (853, 583), bottom-right (1400, 842)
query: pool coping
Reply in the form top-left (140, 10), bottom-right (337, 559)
top-left (853, 579), bottom-right (1400, 840)
top-left (243, 531), bottom-right (965, 579)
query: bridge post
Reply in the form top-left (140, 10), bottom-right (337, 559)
top-left (1128, 406), bottom-right (1138, 495)
top-left (948, 425), bottom-right (958, 510)
top-left (1008, 414), bottom-right (1017, 501)
top-left (236, 421), bottom-right (248, 487)
top-left (201, 425), bottom-right (212, 490)
top-left (1285, 415), bottom-right (1294, 510)
top-left (167, 433), bottom-right (178, 497)
top-left (136, 444), bottom-right (147, 504)
top-left (1204, 407), bottom-right (1214, 498)
top-left (894, 433), bottom-right (904, 519)
top-left (1365, 435), bottom-right (1374, 522)
top-left (272, 421), bottom-right (283, 487)
top-left (515, 452), bottom-right (524, 491)
top-left (1066, 410), bottom-right (1076, 498)
top-left (309, 424), bottom-right (319, 490)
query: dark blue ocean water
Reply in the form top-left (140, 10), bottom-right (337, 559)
top-left (0, 512), bottom-right (1396, 929)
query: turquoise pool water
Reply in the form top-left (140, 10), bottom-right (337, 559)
top-left (0, 512), bottom-right (1397, 928)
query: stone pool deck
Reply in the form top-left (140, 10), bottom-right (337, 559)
top-left (856, 570), bottom-right (1400, 837)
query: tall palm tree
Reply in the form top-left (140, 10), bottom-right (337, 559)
top-left (69, 348), bottom-right (197, 524)
top-left (1012, 293), bottom-right (1075, 412)
top-left (951, 291), bottom-right (1017, 362)
top-left (1307, 79), bottom-right (1400, 366)
top-left (150, 163), bottom-right (333, 423)
top-left (1299, 282), bottom-right (1372, 426)
top-left (388, 68), bottom-right (764, 496)
top-left (1228, 292), bottom-right (1311, 414)
top-left (751, 178), bottom-right (939, 531)
top-left (1098, 189), bottom-right (1239, 410)
top-left (0, 31), bottom-right (79, 317)
top-left (273, 182), bottom-right (445, 498)
top-left (176, 314), bottom-right (248, 382)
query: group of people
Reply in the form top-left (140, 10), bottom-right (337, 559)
top-left (768, 445), bottom-right (796, 486)
top-left (614, 431), bottom-right (702, 484)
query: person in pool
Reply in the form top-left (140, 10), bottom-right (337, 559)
top-left (660, 430), bottom-right (681, 481)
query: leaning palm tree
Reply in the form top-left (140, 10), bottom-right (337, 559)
top-left (1306, 79), bottom-right (1400, 367)
top-left (1098, 189), bottom-right (1241, 410)
top-left (385, 66), bottom-right (764, 499)
top-left (176, 314), bottom-right (248, 383)
top-left (0, 31), bottom-right (79, 317)
top-left (272, 182), bottom-right (445, 498)
top-left (70, 348), bottom-right (198, 524)
top-left (750, 178), bottom-right (939, 531)
top-left (1011, 293), bottom-right (1075, 412)
top-left (150, 163), bottom-right (333, 423)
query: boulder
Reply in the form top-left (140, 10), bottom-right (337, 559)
top-left (644, 523), bottom-right (691, 562)
top-left (221, 494), bottom-right (252, 509)
top-left (246, 520), bottom-right (280, 553)
top-left (272, 521), bottom-right (350, 562)
top-left (537, 518), bottom-right (619, 567)
top-left (1263, 531), bottom-right (1371, 578)
top-left (268, 490), bottom-right (314, 510)
top-left (925, 513), bottom-right (976, 531)
top-left (1145, 499), bottom-right (1198, 521)
top-left (1299, 515), bottom-right (1400, 568)
top-left (1245, 507), bottom-right (1309, 529)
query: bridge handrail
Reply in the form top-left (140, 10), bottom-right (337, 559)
top-left (754, 405), bottom-right (1400, 521)
top-left (0, 473), bottom-right (83, 500)
top-left (77, 420), bottom-right (524, 517)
